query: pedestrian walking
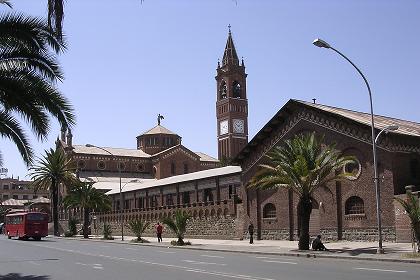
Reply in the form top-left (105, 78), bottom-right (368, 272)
top-left (248, 222), bottom-right (254, 244)
top-left (156, 222), bottom-right (163, 242)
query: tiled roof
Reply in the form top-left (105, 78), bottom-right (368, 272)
top-left (1, 199), bottom-right (28, 206)
top-left (105, 166), bottom-right (242, 195)
top-left (195, 152), bottom-right (219, 162)
top-left (72, 145), bottom-right (151, 158)
top-left (30, 197), bottom-right (50, 204)
top-left (295, 100), bottom-right (420, 138)
top-left (140, 125), bottom-right (178, 136)
top-left (90, 178), bottom-right (156, 191)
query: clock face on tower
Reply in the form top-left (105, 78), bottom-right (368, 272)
top-left (233, 119), bottom-right (244, 134)
top-left (220, 120), bottom-right (228, 135)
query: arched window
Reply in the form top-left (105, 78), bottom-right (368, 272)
top-left (263, 203), bottom-right (276, 218)
top-left (345, 196), bottom-right (364, 215)
top-left (219, 80), bottom-right (227, 99)
top-left (204, 188), bottom-right (213, 202)
top-left (232, 81), bottom-right (241, 98)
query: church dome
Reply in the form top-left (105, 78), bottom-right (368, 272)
top-left (136, 125), bottom-right (181, 155)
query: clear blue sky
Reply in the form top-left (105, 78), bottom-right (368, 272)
top-left (2, 0), bottom-right (420, 179)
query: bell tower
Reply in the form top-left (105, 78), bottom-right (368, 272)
top-left (216, 26), bottom-right (248, 160)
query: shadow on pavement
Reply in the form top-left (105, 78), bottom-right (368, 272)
top-left (0, 274), bottom-right (50, 280)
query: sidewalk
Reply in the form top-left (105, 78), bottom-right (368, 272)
top-left (59, 234), bottom-right (420, 264)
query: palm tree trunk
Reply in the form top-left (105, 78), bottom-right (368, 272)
top-left (298, 197), bottom-right (312, 250)
top-left (177, 237), bottom-right (184, 245)
top-left (52, 180), bottom-right (59, 236)
top-left (83, 208), bottom-right (90, 239)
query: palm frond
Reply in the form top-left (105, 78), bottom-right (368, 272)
top-left (0, 110), bottom-right (33, 165)
top-left (249, 132), bottom-right (356, 199)
top-left (0, 0), bottom-right (12, 8)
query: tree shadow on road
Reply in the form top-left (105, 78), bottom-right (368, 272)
top-left (0, 274), bottom-right (49, 280)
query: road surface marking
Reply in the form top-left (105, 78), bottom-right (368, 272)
top-left (25, 242), bottom-right (275, 280)
top-left (125, 247), bottom-right (137, 250)
top-left (353, 267), bottom-right (406, 273)
top-left (76, 262), bottom-right (104, 270)
top-left (29, 261), bottom-right (41, 266)
top-left (200, 254), bottom-right (225, 258)
top-left (183, 268), bottom-right (275, 280)
top-left (256, 256), bottom-right (296, 261)
top-left (262, 260), bottom-right (297, 265)
top-left (183, 259), bottom-right (226, 266)
top-left (157, 250), bottom-right (176, 254)
top-left (100, 245), bottom-right (110, 248)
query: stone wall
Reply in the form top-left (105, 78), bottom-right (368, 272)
top-left (258, 227), bottom-right (396, 242)
top-left (260, 229), bottom-right (290, 240)
top-left (94, 199), bottom-right (239, 240)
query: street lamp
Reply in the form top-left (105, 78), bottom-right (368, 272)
top-left (375, 125), bottom-right (399, 144)
top-left (85, 144), bottom-right (126, 240)
top-left (313, 38), bottom-right (385, 254)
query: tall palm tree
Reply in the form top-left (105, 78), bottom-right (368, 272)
top-left (47, 0), bottom-right (64, 39)
top-left (0, 12), bottom-right (75, 166)
top-left (249, 133), bottom-right (355, 250)
top-left (395, 192), bottom-right (420, 252)
top-left (30, 148), bottom-right (75, 236)
top-left (63, 181), bottom-right (111, 238)
top-left (162, 210), bottom-right (190, 245)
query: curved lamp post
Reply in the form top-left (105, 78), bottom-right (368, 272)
top-left (313, 38), bottom-right (388, 254)
top-left (375, 125), bottom-right (399, 144)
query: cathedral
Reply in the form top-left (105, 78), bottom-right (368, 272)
top-left (58, 29), bottom-right (420, 242)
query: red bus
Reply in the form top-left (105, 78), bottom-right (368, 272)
top-left (5, 212), bottom-right (49, 240)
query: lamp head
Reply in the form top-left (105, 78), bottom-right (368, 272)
top-left (85, 144), bottom-right (94, 147)
top-left (313, 38), bottom-right (331, 49)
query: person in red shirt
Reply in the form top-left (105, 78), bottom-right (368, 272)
top-left (156, 222), bottom-right (163, 242)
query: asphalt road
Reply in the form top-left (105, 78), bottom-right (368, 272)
top-left (1, 235), bottom-right (420, 280)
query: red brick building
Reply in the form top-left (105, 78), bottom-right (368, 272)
top-left (65, 29), bottom-right (420, 242)
top-left (236, 100), bottom-right (420, 241)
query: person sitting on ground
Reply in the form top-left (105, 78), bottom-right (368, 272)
top-left (312, 235), bottom-right (329, 251)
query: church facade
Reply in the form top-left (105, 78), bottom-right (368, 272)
top-left (59, 29), bottom-right (420, 242)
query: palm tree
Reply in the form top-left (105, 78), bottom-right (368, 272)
top-left (128, 220), bottom-right (150, 242)
top-left (162, 210), bottom-right (190, 245)
top-left (0, 12), bottom-right (75, 166)
top-left (249, 133), bottom-right (355, 250)
top-left (30, 148), bottom-right (75, 236)
top-left (63, 181), bottom-right (111, 238)
top-left (395, 192), bottom-right (420, 253)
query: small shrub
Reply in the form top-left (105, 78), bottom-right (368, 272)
top-left (68, 217), bottom-right (78, 236)
top-left (128, 220), bottom-right (150, 242)
top-left (170, 240), bottom-right (191, 246)
top-left (64, 231), bottom-right (74, 237)
top-left (103, 224), bottom-right (113, 240)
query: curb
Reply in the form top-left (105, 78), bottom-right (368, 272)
top-left (50, 236), bottom-right (420, 264)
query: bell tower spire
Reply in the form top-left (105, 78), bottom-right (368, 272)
top-left (215, 26), bottom-right (248, 161)
top-left (222, 24), bottom-right (240, 66)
